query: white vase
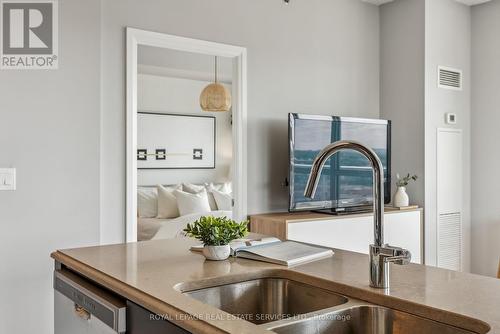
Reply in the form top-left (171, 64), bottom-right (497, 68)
top-left (202, 245), bottom-right (231, 261)
top-left (394, 186), bottom-right (410, 208)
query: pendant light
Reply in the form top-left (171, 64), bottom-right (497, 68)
top-left (200, 56), bottom-right (232, 112)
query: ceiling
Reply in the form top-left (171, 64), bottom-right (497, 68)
top-left (138, 45), bottom-right (233, 83)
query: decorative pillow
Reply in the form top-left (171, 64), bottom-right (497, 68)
top-left (222, 181), bottom-right (232, 194)
top-left (203, 183), bottom-right (223, 210)
top-left (212, 189), bottom-right (233, 211)
top-left (174, 188), bottom-right (212, 216)
top-left (137, 187), bottom-right (158, 218)
top-left (184, 182), bottom-right (217, 210)
top-left (183, 183), bottom-right (205, 194)
top-left (157, 184), bottom-right (181, 219)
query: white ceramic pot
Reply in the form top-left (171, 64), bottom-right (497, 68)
top-left (202, 245), bottom-right (231, 261)
top-left (394, 186), bottom-right (410, 207)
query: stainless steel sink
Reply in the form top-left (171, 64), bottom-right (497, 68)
top-left (183, 278), bottom-right (348, 324)
top-left (269, 305), bottom-right (477, 334)
top-left (182, 277), bottom-right (487, 333)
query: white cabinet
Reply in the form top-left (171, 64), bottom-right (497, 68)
top-left (250, 209), bottom-right (423, 264)
top-left (385, 211), bottom-right (422, 264)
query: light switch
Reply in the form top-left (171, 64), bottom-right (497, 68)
top-left (0, 168), bottom-right (16, 191)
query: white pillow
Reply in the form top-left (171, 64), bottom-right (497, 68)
top-left (174, 188), bottom-right (212, 216)
top-left (204, 183), bottom-right (223, 210)
top-left (222, 182), bottom-right (232, 194)
top-left (137, 187), bottom-right (157, 218)
top-left (157, 184), bottom-right (181, 219)
top-left (183, 183), bottom-right (205, 194)
top-left (184, 183), bottom-right (224, 211)
top-left (212, 189), bottom-right (233, 211)
top-left (206, 182), bottom-right (231, 192)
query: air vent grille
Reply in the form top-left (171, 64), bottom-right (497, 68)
top-left (437, 212), bottom-right (462, 271)
top-left (438, 66), bottom-right (462, 90)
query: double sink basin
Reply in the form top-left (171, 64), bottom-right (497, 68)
top-left (182, 277), bottom-right (481, 334)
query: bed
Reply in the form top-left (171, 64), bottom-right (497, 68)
top-left (137, 182), bottom-right (233, 241)
top-left (138, 210), bottom-right (233, 241)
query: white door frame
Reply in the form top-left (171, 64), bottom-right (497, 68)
top-left (126, 28), bottom-right (248, 242)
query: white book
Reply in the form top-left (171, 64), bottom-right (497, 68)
top-left (234, 241), bottom-right (334, 266)
top-left (229, 237), bottom-right (282, 256)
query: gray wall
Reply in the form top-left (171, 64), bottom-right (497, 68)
top-left (471, 0), bottom-right (500, 277)
top-left (100, 0), bottom-right (381, 243)
top-left (380, 0), bottom-right (425, 208)
top-left (425, 0), bottom-right (471, 270)
top-left (0, 1), bottom-right (101, 333)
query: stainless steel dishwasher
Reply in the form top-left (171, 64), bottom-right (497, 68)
top-left (54, 269), bottom-right (126, 334)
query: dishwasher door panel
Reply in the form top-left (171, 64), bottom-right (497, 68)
top-left (53, 269), bottom-right (126, 334)
top-left (55, 290), bottom-right (119, 334)
top-left (55, 290), bottom-right (89, 334)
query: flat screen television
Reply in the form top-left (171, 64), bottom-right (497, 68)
top-left (288, 113), bottom-right (391, 213)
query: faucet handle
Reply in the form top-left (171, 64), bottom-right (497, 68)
top-left (369, 244), bottom-right (411, 289)
top-left (384, 246), bottom-right (411, 265)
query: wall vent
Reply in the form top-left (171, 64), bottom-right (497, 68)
top-left (437, 212), bottom-right (462, 271)
top-left (438, 66), bottom-right (462, 91)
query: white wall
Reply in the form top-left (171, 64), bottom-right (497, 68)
top-left (137, 74), bottom-right (232, 185)
top-left (100, 0), bottom-right (381, 243)
top-left (0, 1), bottom-right (102, 334)
top-left (471, 0), bottom-right (500, 277)
top-left (380, 0), bottom-right (425, 208)
top-left (425, 0), bottom-right (471, 270)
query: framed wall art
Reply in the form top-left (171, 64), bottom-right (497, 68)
top-left (137, 112), bottom-right (216, 169)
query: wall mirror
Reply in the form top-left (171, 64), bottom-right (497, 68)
top-left (126, 28), bottom-right (247, 242)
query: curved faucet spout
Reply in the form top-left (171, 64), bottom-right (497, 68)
top-left (303, 140), bottom-right (385, 247)
top-left (304, 140), bottom-right (410, 289)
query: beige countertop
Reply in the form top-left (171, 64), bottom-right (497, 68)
top-left (52, 238), bottom-right (499, 334)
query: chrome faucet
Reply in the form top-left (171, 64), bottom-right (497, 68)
top-left (304, 140), bottom-right (411, 289)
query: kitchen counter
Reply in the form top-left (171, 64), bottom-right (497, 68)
top-left (51, 238), bottom-right (500, 333)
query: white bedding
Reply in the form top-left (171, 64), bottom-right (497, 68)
top-left (138, 210), bottom-right (233, 241)
top-left (137, 217), bottom-right (166, 241)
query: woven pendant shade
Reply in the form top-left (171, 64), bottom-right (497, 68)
top-left (200, 83), bottom-right (231, 112)
top-left (200, 56), bottom-right (231, 112)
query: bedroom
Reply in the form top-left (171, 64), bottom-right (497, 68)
top-left (135, 46), bottom-right (235, 242)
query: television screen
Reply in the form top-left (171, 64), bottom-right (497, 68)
top-left (289, 114), bottom-right (391, 212)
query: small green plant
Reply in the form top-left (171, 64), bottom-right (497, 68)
top-left (396, 173), bottom-right (418, 187)
top-left (183, 216), bottom-right (249, 246)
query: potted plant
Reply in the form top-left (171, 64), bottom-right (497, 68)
top-left (183, 216), bottom-right (249, 261)
top-left (394, 173), bottom-right (418, 207)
